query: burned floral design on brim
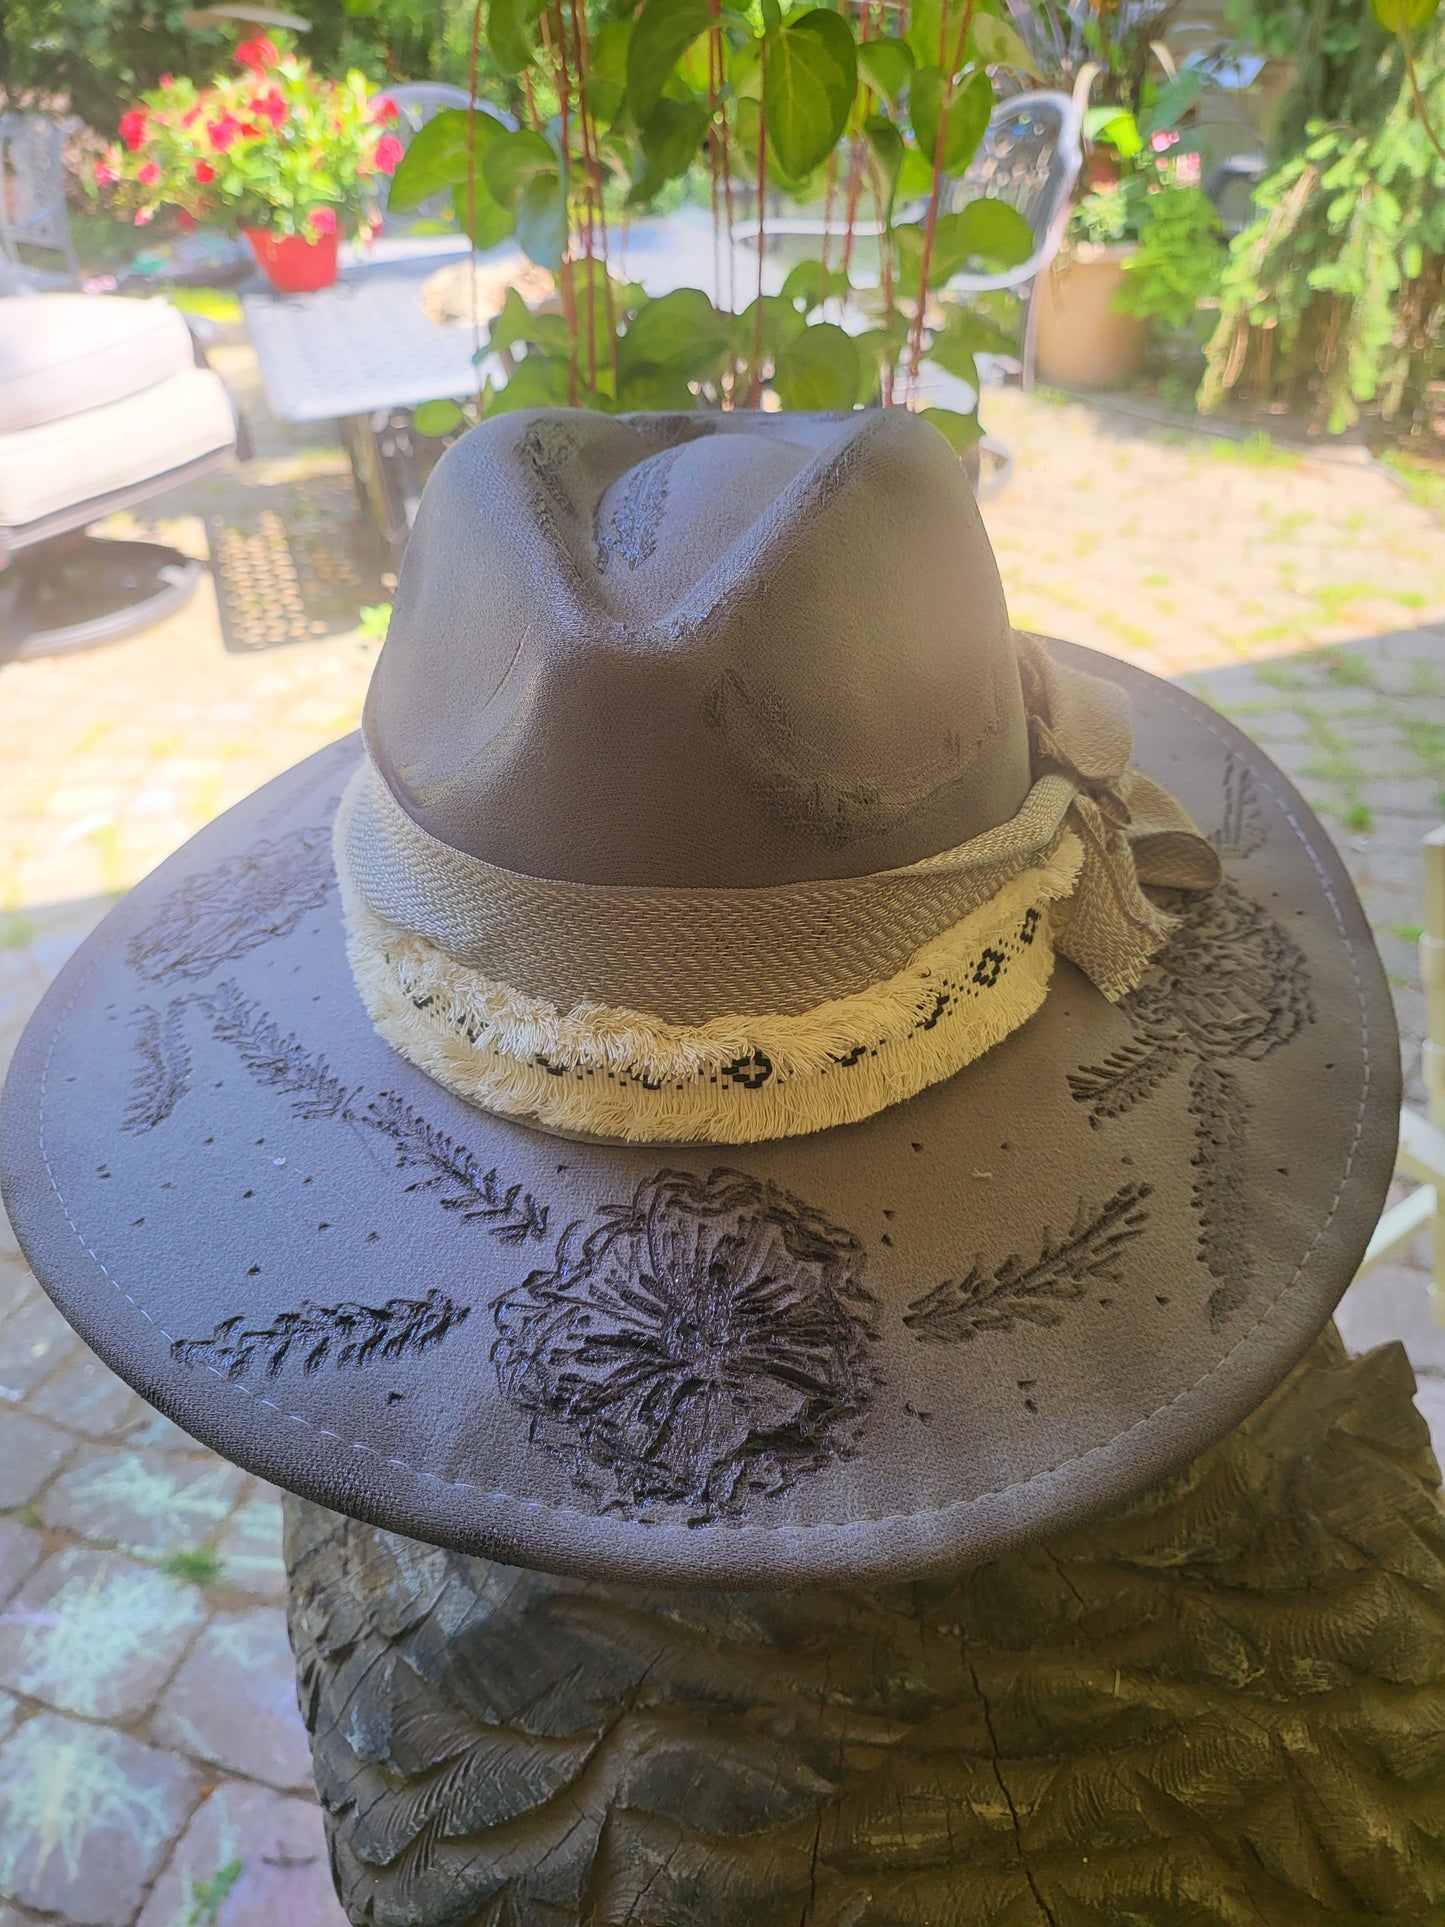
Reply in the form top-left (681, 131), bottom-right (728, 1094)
top-left (126, 823), bottom-right (334, 986)
top-left (492, 1168), bottom-right (880, 1521)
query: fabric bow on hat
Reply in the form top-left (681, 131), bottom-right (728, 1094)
top-left (1016, 633), bottom-right (1223, 1002)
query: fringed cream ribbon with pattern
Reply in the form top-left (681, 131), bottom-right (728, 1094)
top-left (334, 635), bottom-right (1222, 1145)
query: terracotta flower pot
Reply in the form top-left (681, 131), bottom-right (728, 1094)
top-left (1034, 244), bottom-right (1151, 390)
top-left (244, 227), bottom-right (340, 295)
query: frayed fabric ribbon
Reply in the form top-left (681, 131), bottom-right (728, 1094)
top-left (334, 636), bottom-right (1221, 1145)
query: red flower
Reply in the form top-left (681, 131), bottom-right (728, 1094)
top-left (133, 207), bottom-right (154, 225)
top-left (369, 95), bottom-right (399, 123)
top-left (252, 88), bottom-right (288, 129)
top-left (175, 210), bottom-right (197, 231)
top-left (374, 133), bottom-right (404, 175)
top-left (207, 115), bottom-right (242, 151)
top-left (93, 158), bottom-right (120, 186)
top-left (308, 205), bottom-right (338, 236)
top-left (137, 161), bottom-right (161, 185)
top-left (236, 35), bottom-right (278, 74)
top-left (194, 161), bottom-right (216, 183)
top-left (119, 109), bottom-right (148, 150)
top-left (182, 106), bottom-right (201, 128)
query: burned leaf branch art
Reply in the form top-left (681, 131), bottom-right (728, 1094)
top-left (359, 1094), bottom-right (550, 1244)
top-left (121, 978), bottom-right (549, 1248)
top-left (203, 979), bottom-right (356, 1121)
top-left (904, 1183), bottom-right (1153, 1345)
top-left (173, 1288), bottom-right (469, 1381)
top-left (122, 1001), bottom-right (193, 1136)
top-left (1067, 759), bottom-right (1314, 1328)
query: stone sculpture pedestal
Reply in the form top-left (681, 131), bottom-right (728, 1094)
top-left (284, 1327), bottom-right (1445, 1925)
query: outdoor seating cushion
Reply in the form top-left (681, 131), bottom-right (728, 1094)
top-left (0, 363), bottom-right (235, 534)
top-left (0, 293), bottom-right (196, 435)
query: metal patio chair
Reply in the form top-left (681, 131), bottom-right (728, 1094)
top-left (0, 113), bottom-right (82, 289)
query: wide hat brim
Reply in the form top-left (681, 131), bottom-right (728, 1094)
top-left (1, 643), bottom-right (1399, 1589)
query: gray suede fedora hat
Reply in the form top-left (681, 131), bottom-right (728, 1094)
top-left (0, 408), bottom-right (1399, 1588)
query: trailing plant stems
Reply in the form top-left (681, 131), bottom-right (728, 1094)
top-left (752, 30), bottom-right (768, 406)
top-left (1402, 28), bottom-right (1445, 165)
top-left (468, 0), bottom-right (485, 405)
top-left (907, 0), bottom-right (977, 392)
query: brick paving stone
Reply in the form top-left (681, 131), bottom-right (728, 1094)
top-left (0, 1259), bottom-right (33, 1323)
top-left (26, 1348), bottom-right (142, 1440)
top-left (136, 1781), bottom-right (348, 1927)
top-left (154, 1610), bottom-right (313, 1792)
top-left (0, 1293), bottom-right (78, 1403)
top-left (0, 1523), bottom-right (42, 1607)
top-left (43, 1448), bottom-right (246, 1557)
top-left (0, 1411), bottom-right (74, 1509)
top-left (116, 1409), bottom-right (215, 1455)
top-left (216, 1490), bottom-right (287, 1604)
top-left (0, 1547), bottom-right (205, 1720)
top-left (0, 1712), bottom-right (197, 1927)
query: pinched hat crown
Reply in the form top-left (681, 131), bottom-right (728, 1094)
top-left (337, 408), bottom-right (1221, 1144)
top-left (364, 409), bottom-right (1028, 887)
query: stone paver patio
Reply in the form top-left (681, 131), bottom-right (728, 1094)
top-left (0, 343), bottom-right (1443, 1924)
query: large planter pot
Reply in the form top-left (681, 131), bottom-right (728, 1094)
top-left (1035, 244), bottom-right (1151, 390)
top-left (244, 227), bottom-right (340, 295)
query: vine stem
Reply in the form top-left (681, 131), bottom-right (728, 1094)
top-left (540, 3), bottom-right (579, 406)
top-left (567, 0), bottom-right (600, 397)
top-left (750, 33), bottom-right (767, 406)
top-left (467, 0), bottom-right (484, 404)
top-left (1401, 30), bottom-right (1445, 166)
top-left (907, 0), bottom-right (977, 391)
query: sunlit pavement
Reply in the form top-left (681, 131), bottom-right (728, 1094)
top-left (0, 346), bottom-right (1442, 1922)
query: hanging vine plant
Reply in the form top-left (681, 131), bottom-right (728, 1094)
top-left (391, 0), bottom-right (1038, 447)
top-left (1199, 0), bottom-right (1444, 439)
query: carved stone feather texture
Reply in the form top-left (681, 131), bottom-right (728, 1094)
top-left (285, 1331), bottom-right (1445, 1925)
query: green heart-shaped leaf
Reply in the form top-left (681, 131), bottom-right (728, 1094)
top-left (773, 320), bottom-right (861, 410)
top-left (863, 113), bottom-right (904, 217)
top-left (639, 96), bottom-right (711, 181)
top-left (857, 37), bottom-right (914, 103)
top-left (413, 399), bottom-right (467, 437)
top-left (765, 9), bottom-right (857, 180)
top-left (387, 108), bottom-right (505, 212)
top-left (621, 288), bottom-right (731, 371)
top-left (625, 0), bottom-right (712, 129)
top-left (919, 404), bottom-right (982, 452)
top-left (515, 172), bottom-right (566, 270)
top-left (482, 128), bottom-right (557, 210)
top-left (969, 14), bottom-right (1038, 72)
top-left (450, 180), bottom-right (515, 251)
top-left (488, 0), bottom-right (542, 77)
top-left (1371, 0), bottom-right (1439, 30)
top-left (909, 66), bottom-right (991, 173)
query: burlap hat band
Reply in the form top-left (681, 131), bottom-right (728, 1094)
top-left (332, 643), bottom-right (1221, 1145)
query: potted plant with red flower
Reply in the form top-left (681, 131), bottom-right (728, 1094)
top-left (93, 34), bottom-right (404, 293)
